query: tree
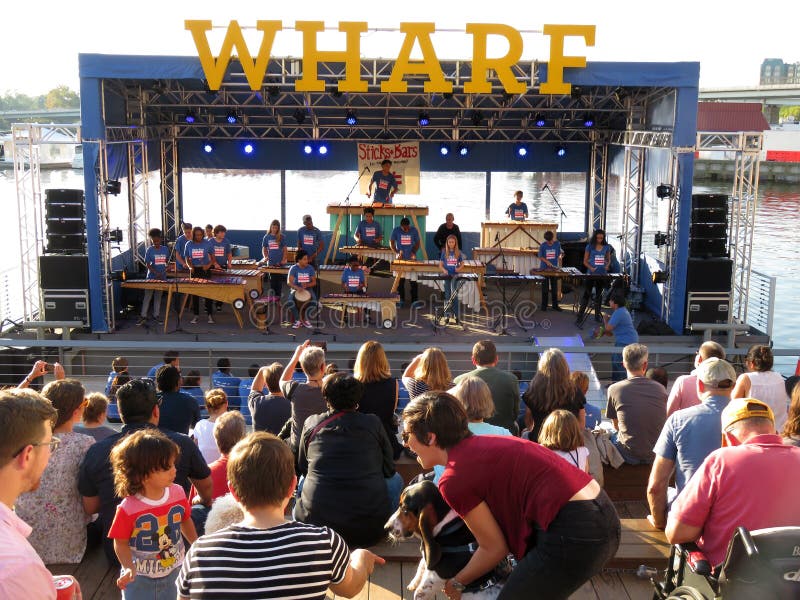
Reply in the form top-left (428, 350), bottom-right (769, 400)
top-left (44, 85), bottom-right (80, 109)
top-left (778, 105), bottom-right (800, 123)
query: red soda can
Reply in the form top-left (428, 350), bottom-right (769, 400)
top-left (53, 575), bottom-right (77, 600)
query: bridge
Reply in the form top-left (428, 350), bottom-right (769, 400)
top-left (699, 84), bottom-right (800, 122)
top-left (0, 108), bottom-right (80, 123)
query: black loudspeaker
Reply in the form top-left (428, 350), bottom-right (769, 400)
top-left (45, 189), bottom-right (84, 204)
top-left (39, 255), bottom-right (89, 289)
top-left (46, 234), bottom-right (86, 254)
top-left (690, 194), bottom-right (728, 258)
top-left (689, 238), bottom-right (728, 258)
top-left (691, 194), bottom-right (728, 210)
top-left (45, 219), bottom-right (85, 235)
top-left (690, 223), bottom-right (728, 239)
top-left (686, 294), bottom-right (730, 328)
top-left (45, 203), bottom-right (84, 219)
top-left (692, 207), bottom-right (728, 223)
top-left (687, 257), bottom-right (733, 293)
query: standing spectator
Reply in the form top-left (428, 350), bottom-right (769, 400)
top-left (402, 348), bottom-right (453, 401)
top-left (212, 358), bottom-right (242, 411)
top-left (647, 358), bottom-right (736, 530)
top-left (602, 292), bottom-right (639, 382)
top-left (433, 212), bottom-right (463, 253)
top-left (177, 432), bottom-right (384, 599)
top-left (606, 343), bottom-right (667, 464)
top-left (147, 350), bottom-right (179, 379)
top-left (353, 341), bottom-right (402, 459)
top-left (667, 341), bottom-right (726, 416)
top-left (783, 381), bottom-right (800, 447)
top-left (105, 356), bottom-right (129, 396)
top-left (539, 409), bottom-right (591, 472)
top-left (249, 363), bottom-right (291, 435)
top-left (522, 348), bottom-right (586, 442)
top-left (157, 365), bottom-right (201, 435)
top-left (296, 374), bottom-right (401, 548)
top-left (16, 380), bottom-right (94, 564)
top-left (279, 341), bottom-right (327, 454)
top-left (78, 379), bottom-right (212, 563)
top-left (73, 392), bottom-right (116, 442)
top-left (0, 389), bottom-right (67, 599)
top-left (454, 340), bottom-right (520, 433)
top-left (192, 389), bottom-right (229, 464)
top-left (732, 344), bottom-right (789, 431)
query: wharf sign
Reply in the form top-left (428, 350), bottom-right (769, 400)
top-left (185, 21), bottom-right (595, 95)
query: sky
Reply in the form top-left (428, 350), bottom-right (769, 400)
top-left (2, 0), bottom-right (796, 95)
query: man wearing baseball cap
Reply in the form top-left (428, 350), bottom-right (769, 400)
top-left (647, 357), bottom-right (736, 530)
top-left (666, 397), bottom-right (800, 567)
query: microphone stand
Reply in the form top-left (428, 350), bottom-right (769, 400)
top-left (342, 166), bottom-right (370, 263)
top-left (167, 237), bottom-right (184, 334)
top-left (542, 183), bottom-right (567, 233)
top-left (494, 232), bottom-right (511, 336)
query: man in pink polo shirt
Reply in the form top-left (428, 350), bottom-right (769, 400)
top-left (666, 340), bottom-right (726, 416)
top-left (666, 397), bottom-right (800, 567)
top-left (0, 389), bottom-right (82, 599)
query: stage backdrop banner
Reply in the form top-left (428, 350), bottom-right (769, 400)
top-left (358, 142), bottom-right (420, 196)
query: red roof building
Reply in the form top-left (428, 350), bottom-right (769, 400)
top-left (697, 102), bottom-right (770, 132)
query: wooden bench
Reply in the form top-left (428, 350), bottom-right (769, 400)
top-left (394, 453), bottom-right (426, 486)
top-left (602, 463), bottom-right (651, 502)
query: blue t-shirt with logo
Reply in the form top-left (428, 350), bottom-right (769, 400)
top-left (390, 226), bottom-right (420, 260)
top-left (209, 239), bottom-right (231, 269)
top-left (440, 250), bottom-right (464, 275)
top-left (145, 245), bottom-right (169, 279)
top-left (355, 220), bottom-right (383, 246)
top-left (370, 171), bottom-right (398, 203)
top-left (341, 267), bottom-right (366, 292)
top-left (288, 264), bottom-right (316, 289)
top-left (608, 306), bottom-right (638, 345)
top-left (184, 240), bottom-right (212, 268)
top-left (585, 243), bottom-right (611, 275)
top-left (262, 233), bottom-right (286, 265)
top-left (297, 226), bottom-right (323, 258)
top-left (507, 202), bottom-right (528, 220)
top-left (538, 240), bottom-right (562, 268)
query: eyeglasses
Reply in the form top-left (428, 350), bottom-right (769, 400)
top-left (12, 436), bottom-right (61, 458)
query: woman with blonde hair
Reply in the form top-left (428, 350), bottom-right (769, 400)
top-left (73, 392), bottom-right (116, 442)
top-left (451, 376), bottom-right (511, 436)
top-left (354, 341), bottom-right (402, 458)
top-left (782, 380), bottom-right (800, 447)
top-left (192, 388), bottom-right (229, 463)
top-left (402, 347), bottom-right (453, 401)
top-left (262, 219), bottom-right (288, 298)
top-left (523, 348), bottom-right (586, 442)
top-left (539, 409), bottom-right (590, 472)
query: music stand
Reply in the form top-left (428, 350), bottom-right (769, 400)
top-left (493, 234), bottom-right (512, 336)
top-left (166, 240), bottom-right (185, 335)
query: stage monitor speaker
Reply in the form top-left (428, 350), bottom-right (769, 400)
top-left (691, 207), bottom-right (728, 225)
top-left (690, 223), bottom-right (728, 239)
top-left (45, 234), bottom-right (86, 254)
top-left (687, 257), bottom-right (732, 293)
top-left (39, 255), bottom-right (89, 289)
top-left (689, 238), bottom-right (727, 258)
top-left (691, 193), bottom-right (728, 210)
top-left (45, 218), bottom-right (85, 236)
top-left (45, 203), bottom-right (84, 219)
top-left (42, 290), bottom-right (89, 325)
top-left (45, 189), bottom-right (84, 204)
top-left (685, 293), bottom-right (730, 329)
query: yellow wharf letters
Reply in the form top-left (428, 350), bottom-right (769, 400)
top-left (185, 21), bottom-right (595, 95)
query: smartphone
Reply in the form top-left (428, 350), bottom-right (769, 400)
top-left (309, 341), bottom-right (327, 351)
top-left (44, 363), bottom-right (54, 373)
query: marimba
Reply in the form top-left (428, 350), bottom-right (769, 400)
top-left (231, 247), bottom-right (297, 266)
top-left (391, 261), bottom-right (485, 311)
top-left (122, 277), bottom-right (249, 332)
top-left (480, 221), bottom-right (558, 248)
top-left (340, 245), bottom-right (396, 263)
top-left (319, 292), bottom-right (400, 328)
top-left (170, 268), bottom-right (263, 299)
top-left (472, 247), bottom-right (542, 275)
top-left (483, 274), bottom-right (549, 333)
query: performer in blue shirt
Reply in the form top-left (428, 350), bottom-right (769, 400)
top-left (262, 219), bottom-right (288, 298)
top-left (439, 234), bottom-right (464, 321)
top-left (185, 226), bottom-right (216, 324)
top-left (298, 214), bottom-right (324, 296)
top-left (204, 224), bottom-right (214, 241)
top-left (174, 222), bottom-right (193, 270)
top-left (354, 207), bottom-right (383, 247)
top-left (390, 218), bottom-right (421, 306)
top-left (138, 228), bottom-right (169, 325)
top-left (341, 256), bottom-right (367, 294)
top-left (602, 292), bottom-right (639, 381)
top-left (578, 228), bottom-right (612, 325)
top-left (287, 249), bottom-right (317, 329)
top-left (210, 225), bottom-right (232, 270)
top-left (537, 230), bottom-right (563, 312)
top-left (506, 190), bottom-right (528, 221)
top-left (367, 159), bottom-right (398, 204)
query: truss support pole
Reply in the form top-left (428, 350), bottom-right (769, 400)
top-left (619, 146), bottom-right (645, 286)
top-left (160, 136), bottom-right (181, 239)
top-left (588, 140), bottom-right (608, 234)
top-left (127, 141), bottom-right (151, 267)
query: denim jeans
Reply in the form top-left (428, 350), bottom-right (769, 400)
top-left (611, 341), bottom-right (626, 382)
top-left (287, 290), bottom-right (317, 321)
top-left (498, 491), bottom-right (620, 600)
top-left (443, 278), bottom-right (459, 317)
top-left (122, 568), bottom-right (180, 600)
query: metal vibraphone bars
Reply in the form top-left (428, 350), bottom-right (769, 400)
top-left (319, 292), bottom-right (400, 328)
top-left (122, 277), bottom-right (249, 331)
top-left (340, 245), bottom-right (396, 262)
top-left (472, 247), bottom-right (541, 275)
top-left (390, 260), bottom-right (486, 311)
top-left (171, 268), bottom-right (264, 300)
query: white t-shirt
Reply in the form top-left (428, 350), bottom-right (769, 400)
top-left (192, 419), bottom-right (221, 464)
top-left (551, 446), bottom-right (590, 471)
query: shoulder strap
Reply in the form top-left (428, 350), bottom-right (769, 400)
top-left (304, 411), bottom-right (347, 452)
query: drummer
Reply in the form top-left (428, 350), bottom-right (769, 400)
top-left (287, 249), bottom-right (317, 330)
top-left (354, 207), bottom-right (383, 248)
top-left (506, 190), bottom-right (528, 221)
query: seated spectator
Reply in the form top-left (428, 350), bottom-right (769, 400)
top-left (783, 380), bottom-right (800, 448)
top-left (78, 379), bottom-right (212, 563)
top-left (296, 373), bottom-right (401, 548)
top-left (570, 371), bottom-right (601, 429)
top-left (157, 365), bottom-right (201, 434)
top-left (280, 341), bottom-right (327, 454)
top-left (539, 409), bottom-right (590, 472)
top-left (606, 343), bottom-right (667, 464)
top-left (453, 340), bottom-right (520, 433)
top-left (667, 341), bottom-right (725, 416)
top-left (73, 392), bottom-right (116, 442)
top-left (249, 362), bottom-right (290, 435)
top-left (147, 350), bottom-right (179, 379)
top-left (645, 366), bottom-right (669, 389)
top-left (666, 398), bottom-right (800, 567)
top-left (523, 349), bottom-right (586, 442)
top-left (105, 356), bottom-right (128, 396)
top-left (108, 371), bottom-right (131, 402)
top-left (402, 347), bottom-right (453, 401)
top-left (192, 389), bottom-right (229, 464)
top-left (785, 375), bottom-right (800, 398)
top-left (237, 364), bottom-right (260, 405)
top-left (353, 341), bottom-right (402, 459)
top-left (732, 344), bottom-right (789, 431)
top-left (16, 379), bottom-right (94, 564)
top-left (16, 360), bottom-right (65, 390)
top-left (177, 432), bottom-right (384, 599)
top-left (647, 358), bottom-right (736, 530)
top-left (182, 370), bottom-right (206, 412)
top-left (212, 358), bottom-right (242, 411)
top-left (0, 388), bottom-right (76, 599)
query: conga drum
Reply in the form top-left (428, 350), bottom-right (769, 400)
top-left (295, 287), bottom-right (312, 317)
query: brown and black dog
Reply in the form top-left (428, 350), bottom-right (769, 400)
top-left (384, 479), bottom-right (505, 599)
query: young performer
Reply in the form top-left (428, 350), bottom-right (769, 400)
top-left (138, 228), bottom-right (169, 326)
top-left (537, 230), bottom-right (563, 312)
top-left (209, 225), bottom-right (232, 271)
top-left (262, 220), bottom-right (288, 298)
top-left (354, 207), bottom-right (383, 247)
top-left (184, 227), bottom-right (216, 324)
top-left (390, 218), bottom-right (420, 306)
top-left (506, 190), bottom-right (528, 221)
top-left (174, 222), bottom-right (193, 270)
top-left (342, 255), bottom-right (369, 323)
top-left (580, 228), bottom-right (612, 324)
top-left (367, 159), bottom-right (398, 205)
top-left (287, 250), bottom-right (317, 329)
top-left (439, 234), bottom-right (464, 321)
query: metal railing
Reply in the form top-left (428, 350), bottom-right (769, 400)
top-left (745, 269), bottom-right (776, 338)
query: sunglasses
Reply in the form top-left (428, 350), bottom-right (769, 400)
top-left (12, 436), bottom-right (61, 458)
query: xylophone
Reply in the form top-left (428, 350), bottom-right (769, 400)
top-left (319, 292), bottom-right (400, 328)
top-left (171, 268), bottom-right (264, 300)
top-left (231, 247), bottom-right (297, 265)
top-left (390, 260), bottom-right (486, 311)
top-left (340, 245), bottom-right (396, 263)
top-left (473, 247), bottom-right (541, 275)
top-left (480, 221), bottom-right (557, 248)
top-left (122, 278), bottom-right (249, 331)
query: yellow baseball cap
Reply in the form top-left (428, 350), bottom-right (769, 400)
top-left (721, 397), bottom-right (774, 432)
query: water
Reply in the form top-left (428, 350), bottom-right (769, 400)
top-left (2, 168), bottom-right (798, 369)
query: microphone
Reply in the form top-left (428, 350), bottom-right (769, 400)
top-left (364, 165), bottom-right (370, 173)
top-left (541, 183), bottom-right (549, 191)
top-left (494, 232), bottom-right (500, 242)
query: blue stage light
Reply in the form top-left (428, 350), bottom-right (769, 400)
top-left (185, 111), bottom-right (196, 124)
top-left (243, 142), bottom-right (254, 155)
top-left (439, 143), bottom-right (450, 156)
top-left (226, 111), bottom-right (238, 124)
top-left (202, 142), bottom-right (214, 154)
top-left (418, 112), bottom-right (430, 127)
top-left (534, 114), bottom-right (546, 127)
top-left (516, 145), bottom-right (529, 158)
top-left (555, 145), bottom-right (567, 158)
top-left (345, 111), bottom-right (357, 126)
top-left (583, 114), bottom-right (595, 128)
top-left (318, 144), bottom-right (328, 155)
top-left (457, 143), bottom-right (469, 157)
top-left (303, 143), bottom-right (313, 155)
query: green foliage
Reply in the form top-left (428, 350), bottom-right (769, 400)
top-left (779, 106), bottom-right (800, 121)
top-left (0, 86), bottom-right (79, 129)
top-left (44, 85), bottom-right (80, 109)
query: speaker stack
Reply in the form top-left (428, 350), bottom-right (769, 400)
top-left (40, 189), bottom-right (89, 325)
top-left (685, 194), bottom-right (732, 330)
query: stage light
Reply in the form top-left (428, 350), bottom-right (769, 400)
top-left (516, 144), bottom-right (529, 158)
top-left (652, 271), bottom-right (669, 284)
top-left (242, 142), bottom-right (254, 155)
top-left (318, 144), bottom-right (328, 155)
top-left (457, 143), bottom-right (469, 157)
top-left (555, 145), bottom-right (567, 158)
top-left (534, 114), bottom-right (546, 127)
top-left (345, 110), bottom-right (357, 126)
top-left (656, 184), bottom-right (675, 199)
top-left (226, 111), bottom-right (238, 124)
top-left (184, 110), bottom-right (196, 124)
top-left (417, 111), bottom-right (430, 127)
top-left (303, 143), bottom-right (313, 155)
top-left (439, 143), bottom-right (450, 156)
top-left (471, 111), bottom-right (484, 126)
top-left (202, 142), bottom-right (215, 154)
top-left (293, 108), bottom-right (306, 125)
top-left (104, 180), bottom-right (121, 195)
top-left (582, 114), bottom-right (595, 128)
top-left (654, 232), bottom-right (670, 247)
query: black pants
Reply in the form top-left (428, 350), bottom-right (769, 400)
top-left (498, 490), bottom-right (620, 600)
top-left (191, 267), bottom-right (214, 316)
top-left (541, 276), bottom-right (560, 309)
top-left (267, 273), bottom-right (286, 298)
top-left (398, 278), bottom-right (418, 303)
top-left (580, 280), bottom-right (608, 319)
